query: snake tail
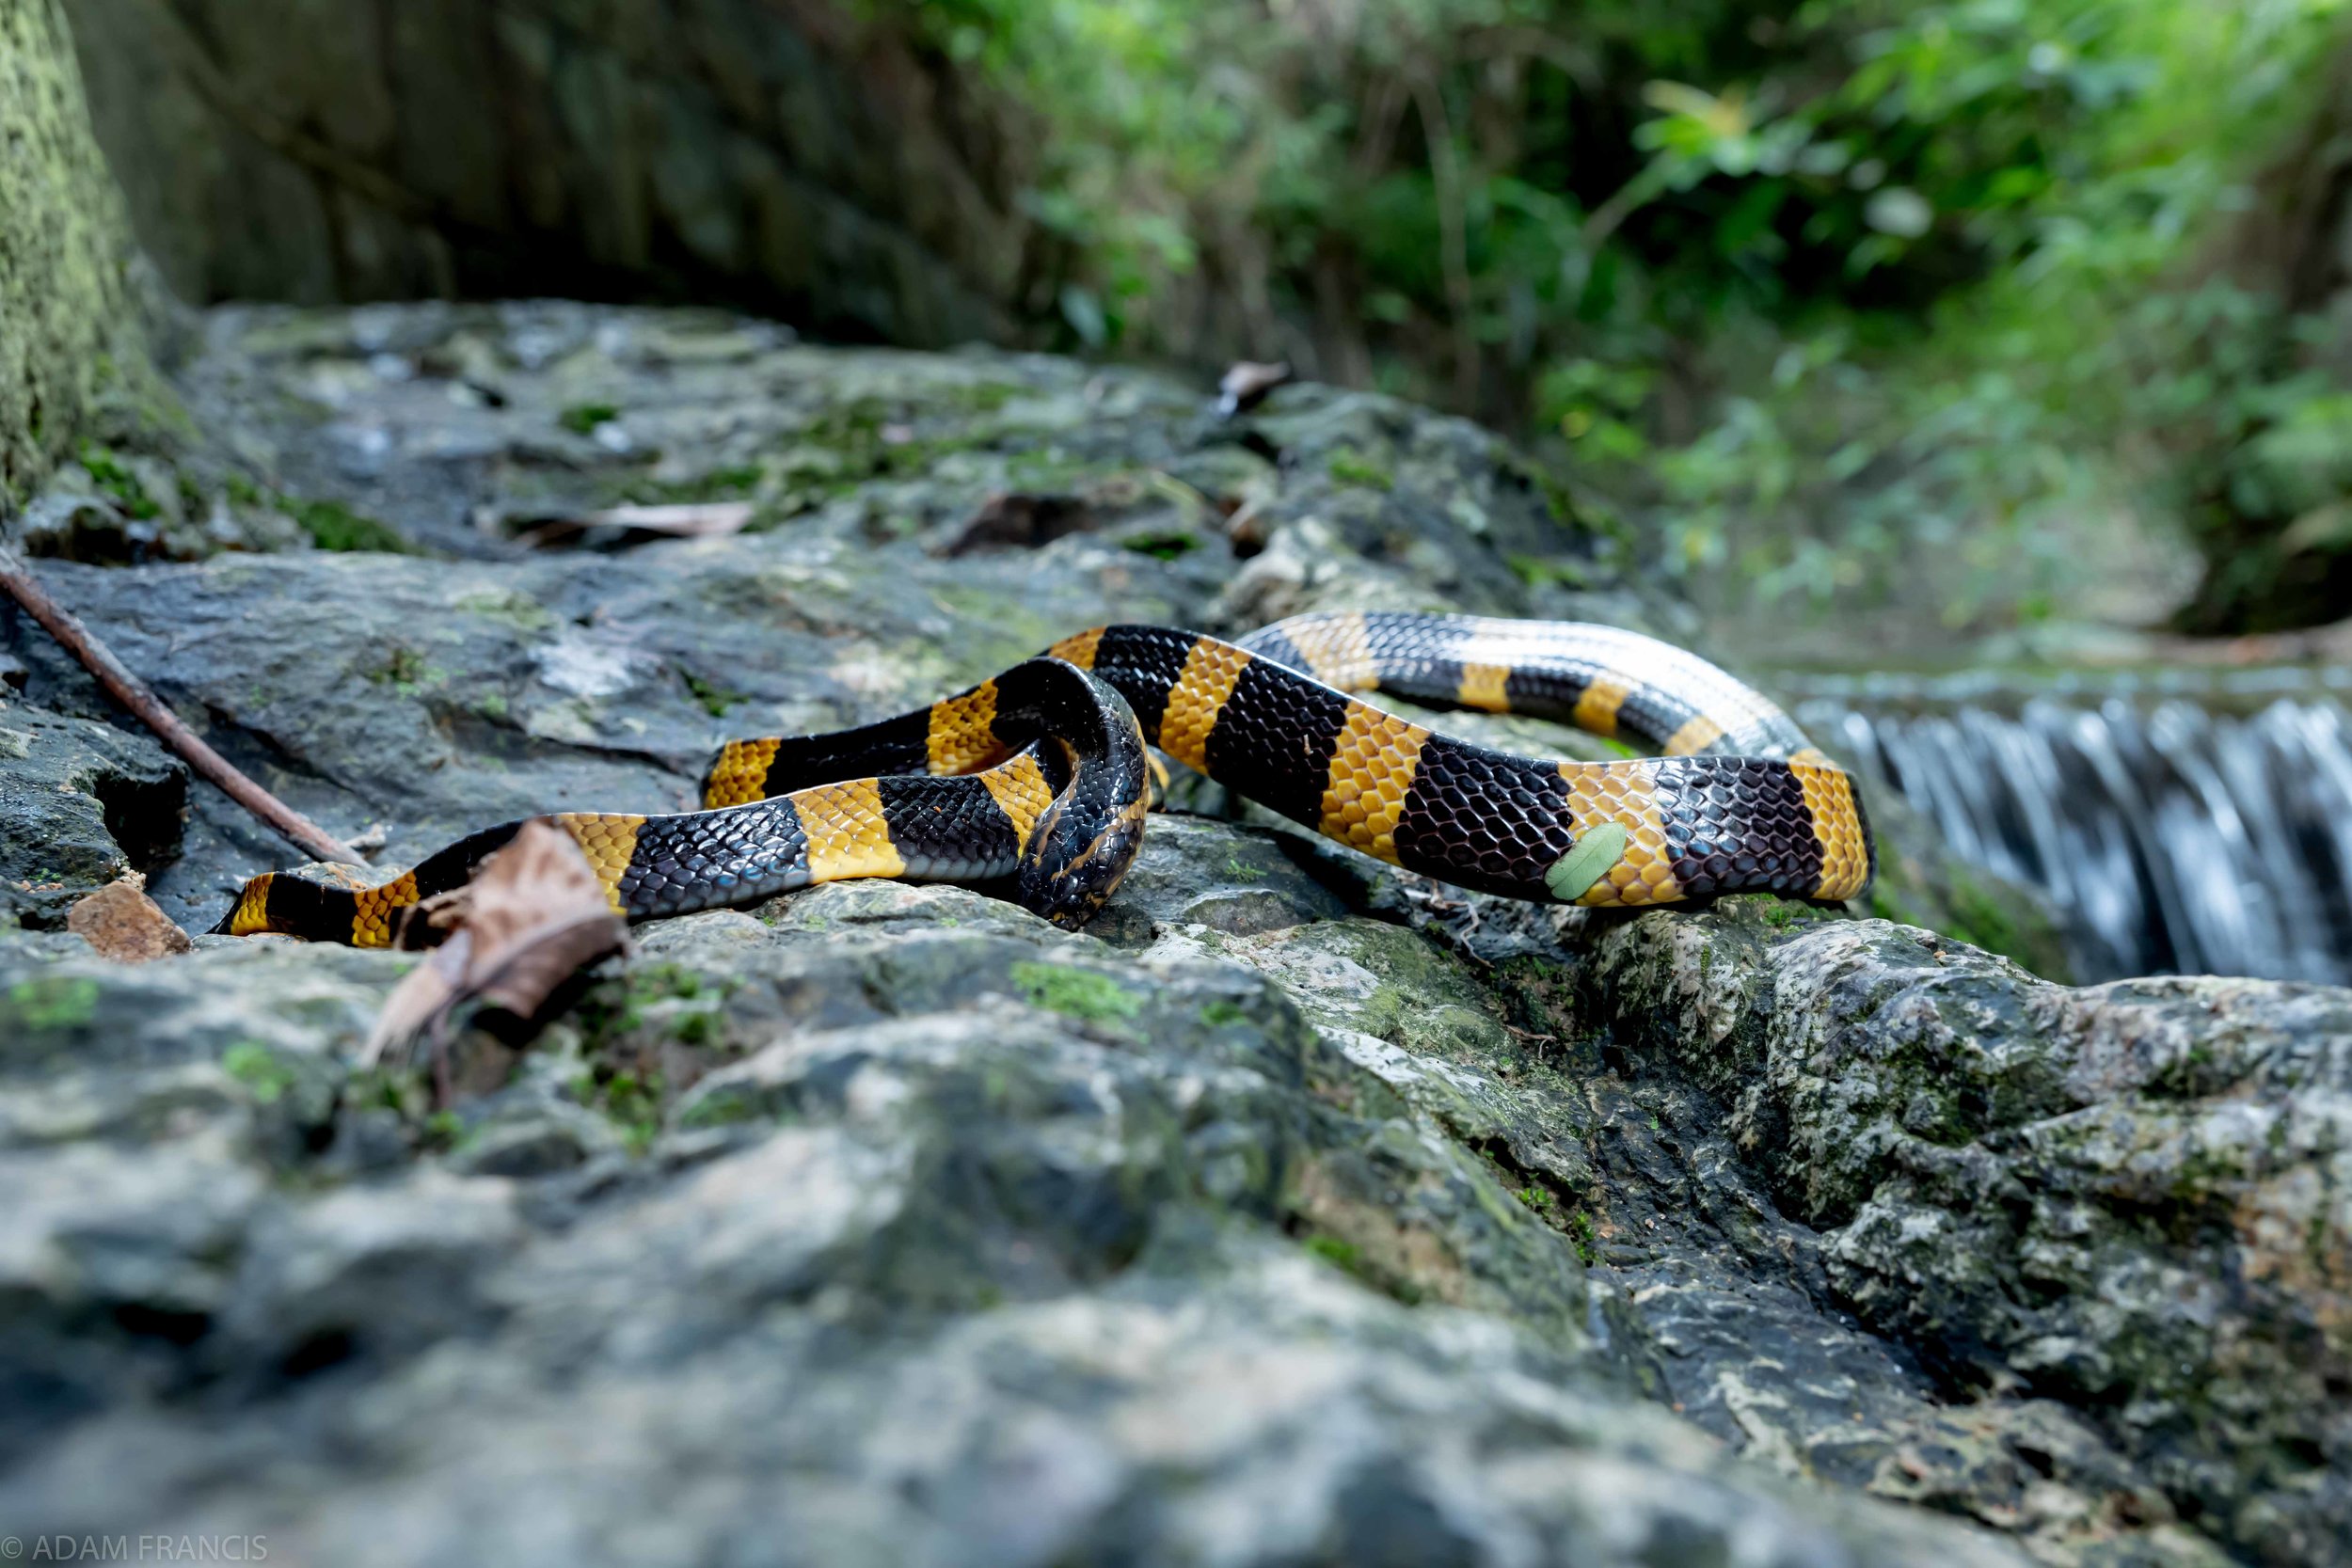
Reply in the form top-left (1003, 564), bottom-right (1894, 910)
top-left (215, 659), bottom-right (1150, 945)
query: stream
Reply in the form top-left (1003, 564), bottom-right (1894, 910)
top-left (1788, 665), bottom-right (2352, 983)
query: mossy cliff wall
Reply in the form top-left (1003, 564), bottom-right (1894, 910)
top-left (66, 0), bottom-right (1050, 347)
top-left (0, 0), bottom-right (136, 507)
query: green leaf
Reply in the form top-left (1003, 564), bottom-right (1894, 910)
top-left (1545, 822), bottom-right (1630, 904)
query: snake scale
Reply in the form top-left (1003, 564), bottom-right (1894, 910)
top-left (215, 611), bottom-right (1875, 944)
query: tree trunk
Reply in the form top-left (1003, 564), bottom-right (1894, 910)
top-left (0, 0), bottom-right (141, 508)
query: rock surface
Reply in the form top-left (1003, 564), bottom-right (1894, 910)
top-left (0, 302), bottom-right (2330, 1566)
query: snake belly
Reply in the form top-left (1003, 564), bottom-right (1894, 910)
top-left (217, 613), bottom-right (1872, 944)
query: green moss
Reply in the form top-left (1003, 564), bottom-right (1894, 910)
top-left (365, 645), bottom-right (446, 696)
top-left (682, 670), bottom-right (744, 718)
top-left (559, 403), bottom-right (622, 435)
top-left (1300, 1229), bottom-right (1424, 1304)
top-left (949, 380), bottom-right (1021, 413)
top-left (925, 582), bottom-right (1072, 674)
top-left (577, 961), bottom-right (734, 1050)
top-left (0, 0), bottom-right (141, 502)
top-left (1565, 1210), bottom-right (1597, 1264)
top-left (1121, 530), bottom-right (1199, 561)
top-left (1010, 961), bottom-right (1142, 1024)
top-left (572, 1067), bottom-right (663, 1153)
top-left (1866, 862), bottom-right (2069, 980)
top-left (1942, 867), bottom-right (2021, 958)
top-left (453, 589), bottom-right (555, 633)
top-left (1303, 1234), bottom-right (1361, 1270)
top-left (290, 497), bottom-right (410, 553)
top-left (1327, 449), bottom-right (1395, 490)
top-left (621, 465), bottom-right (762, 504)
top-left (675, 1082), bottom-right (765, 1131)
top-left (79, 444), bottom-right (157, 518)
top-left (221, 1040), bottom-right (296, 1104)
top-left (7, 974), bottom-right (100, 1030)
top-left (1507, 552), bottom-right (1592, 591)
top-left (1200, 999), bottom-right (1250, 1027)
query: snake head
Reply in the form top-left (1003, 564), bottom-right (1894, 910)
top-left (1009, 668), bottom-right (1153, 929)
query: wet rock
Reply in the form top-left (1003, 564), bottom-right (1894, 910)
top-left (0, 866), bottom-right (2032, 1568)
top-left (1549, 902), bottom-right (2352, 1566)
top-left (0, 699), bottom-right (186, 927)
top-left (0, 301), bottom-right (2300, 1566)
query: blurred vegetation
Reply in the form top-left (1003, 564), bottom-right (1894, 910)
top-left (875, 0), bottom-right (2352, 644)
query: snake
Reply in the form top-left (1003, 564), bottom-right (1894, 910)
top-left (214, 611), bottom-right (1875, 945)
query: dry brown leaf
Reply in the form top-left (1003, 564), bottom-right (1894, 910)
top-left (1216, 360), bottom-right (1293, 419)
top-left (364, 820), bottom-right (630, 1083)
top-left (496, 500), bottom-right (756, 548)
top-left (580, 501), bottom-right (755, 536)
top-left (67, 878), bottom-right (192, 962)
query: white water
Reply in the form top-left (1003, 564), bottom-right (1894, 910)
top-left (1790, 672), bottom-right (2352, 983)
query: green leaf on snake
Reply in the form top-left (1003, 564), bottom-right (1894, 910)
top-left (1545, 821), bottom-right (1630, 903)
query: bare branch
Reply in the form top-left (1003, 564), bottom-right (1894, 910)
top-left (0, 547), bottom-right (365, 866)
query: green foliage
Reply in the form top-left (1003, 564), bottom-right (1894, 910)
top-left (878, 0), bottom-right (2352, 636)
top-left (1565, 1208), bottom-right (1597, 1264)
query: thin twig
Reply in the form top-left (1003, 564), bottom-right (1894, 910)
top-left (0, 547), bottom-right (365, 865)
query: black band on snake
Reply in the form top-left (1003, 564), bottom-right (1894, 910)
top-left (215, 612), bottom-right (1875, 945)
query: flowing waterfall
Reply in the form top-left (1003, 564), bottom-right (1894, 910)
top-left (1786, 669), bottom-right (2352, 983)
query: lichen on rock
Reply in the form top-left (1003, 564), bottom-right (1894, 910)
top-left (0, 0), bottom-right (145, 506)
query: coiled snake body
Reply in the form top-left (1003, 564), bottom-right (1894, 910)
top-left (216, 612), bottom-right (1874, 944)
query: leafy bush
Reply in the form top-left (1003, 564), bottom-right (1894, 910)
top-left (876, 0), bottom-right (2352, 638)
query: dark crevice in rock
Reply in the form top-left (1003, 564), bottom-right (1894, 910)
top-left (91, 765), bottom-right (187, 877)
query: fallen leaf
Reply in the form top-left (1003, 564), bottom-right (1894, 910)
top-left (67, 877), bottom-right (192, 962)
top-left (580, 502), bottom-right (755, 536)
top-left (496, 500), bottom-right (756, 548)
top-left (365, 820), bottom-right (630, 1090)
top-left (1216, 360), bottom-right (1293, 419)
